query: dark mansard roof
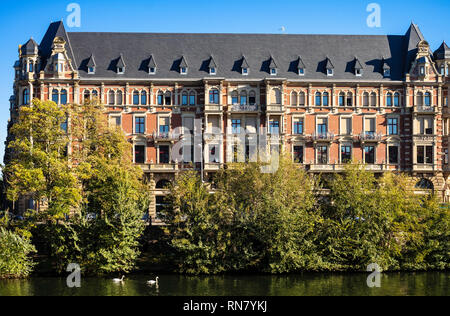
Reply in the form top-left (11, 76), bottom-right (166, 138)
top-left (32, 21), bottom-right (438, 81)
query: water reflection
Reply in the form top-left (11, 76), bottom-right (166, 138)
top-left (0, 272), bottom-right (448, 296)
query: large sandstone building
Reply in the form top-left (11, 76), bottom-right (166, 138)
top-left (5, 21), bottom-right (450, 218)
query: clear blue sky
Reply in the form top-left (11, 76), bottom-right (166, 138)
top-left (0, 0), bottom-right (449, 160)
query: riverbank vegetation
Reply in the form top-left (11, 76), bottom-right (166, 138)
top-left (0, 98), bottom-right (448, 278)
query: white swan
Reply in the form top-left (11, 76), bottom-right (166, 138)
top-left (113, 275), bottom-right (125, 283)
top-left (147, 276), bottom-right (159, 285)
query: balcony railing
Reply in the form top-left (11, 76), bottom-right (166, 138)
top-left (151, 131), bottom-right (180, 142)
top-left (310, 132), bottom-right (335, 142)
top-left (415, 105), bottom-right (436, 113)
top-left (230, 104), bottom-right (258, 112)
top-left (358, 132), bottom-right (383, 142)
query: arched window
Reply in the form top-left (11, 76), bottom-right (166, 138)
top-left (141, 91), bottom-right (147, 105)
top-left (158, 91), bottom-right (164, 105)
top-left (299, 92), bottom-right (305, 106)
top-left (84, 90), bottom-right (91, 102)
top-left (370, 92), bottom-right (377, 107)
top-left (109, 90), bottom-right (115, 105)
top-left (291, 92), bottom-right (298, 106)
top-left (315, 92), bottom-right (322, 106)
top-left (189, 91), bottom-right (196, 105)
top-left (394, 92), bottom-right (400, 107)
top-left (231, 91), bottom-right (238, 105)
top-left (346, 92), bottom-right (353, 106)
top-left (323, 92), bottom-right (329, 106)
top-left (416, 92), bottom-right (423, 106)
top-left (240, 91), bottom-right (247, 105)
top-left (363, 92), bottom-right (369, 106)
top-left (52, 89), bottom-right (59, 104)
top-left (249, 91), bottom-right (256, 105)
top-left (164, 91), bottom-right (172, 105)
top-left (272, 88), bottom-right (281, 105)
top-left (116, 91), bottom-right (123, 105)
top-left (92, 90), bottom-right (98, 100)
top-left (425, 92), bottom-right (431, 106)
top-left (23, 89), bottom-right (30, 105)
top-left (133, 91), bottom-right (140, 105)
top-left (339, 92), bottom-right (345, 106)
top-left (386, 92), bottom-right (393, 106)
top-left (156, 179), bottom-right (171, 189)
top-left (60, 89), bottom-right (67, 105)
top-left (182, 92), bottom-right (188, 105)
top-left (415, 178), bottom-right (434, 190)
top-left (209, 89), bottom-right (219, 104)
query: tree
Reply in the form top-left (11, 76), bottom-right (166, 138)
top-left (5, 99), bottom-right (81, 218)
top-left (0, 227), bottom-right (36, 279)
top-left (43, 101), bottom-right (149, 275)
top-left (162, 154), bottom-right (321, 274)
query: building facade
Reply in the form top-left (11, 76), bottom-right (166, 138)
top-left (5, 21), bottom-right (450, 218)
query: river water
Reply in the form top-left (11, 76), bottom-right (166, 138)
top-left (0, 272), bottom-right (448, 296)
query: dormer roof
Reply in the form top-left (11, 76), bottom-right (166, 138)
top-left (179, 56), bottom-right (188, 68)
top-left (434, 41), bottom-right (450, 60)
top-left (207, 55), bottom-right (217, 69)
top-left (86, 54), bottom-right (96, 68)
top-left (21, 38), bottom-right (38, 56)
top-left (116, 54), bottom-right (126, 68)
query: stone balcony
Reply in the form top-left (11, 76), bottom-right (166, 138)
top-left (229, 104), bottom-right (259, 112)
top-left (204, 104), bottom-right (223, 113)
top-left (357, 132), bottom-right (383, 144)
top-left (150, 131), bottom-right (181, 143)
top-left (266, 104), bottom-right (285, 113)
top-left (310, 132), bottom-right (335, 143)
top-left (414, 105), bottom-right (437, 114)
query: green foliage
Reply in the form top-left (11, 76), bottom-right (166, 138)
top-left (5, 99), bottom-right (81, 218)
top-left (0, 227), bottom-right (36, 278)
top-left (162, 154), bottom-right (322, 274)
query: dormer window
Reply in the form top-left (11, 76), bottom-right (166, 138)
top-left (298, 68), bottom-right (305, 76)
top-left (242, 68), bottom-right (248, 75)
top-left (355, 69), bottom-right (362, 76)
top-left (29, 63), bottom-right (33, 72)
top-left (149, 67), bottom-right (156, 75)
top-left (117, 67), bottom-right (124, 74)
top-left (384, 69), bottom-right (391, 77)
top-left (441, 66), bottom-right (446, 76)
top-left (180, 67), bottom-right (187, 75)
top-left (88, 67), bottom-right (95, 74)
top-left (270, 68), bottom-right (277, 76)
top-left (327, 68), bottom-right (334, 76)
top-left (210, 67), bottom-right (216, 75)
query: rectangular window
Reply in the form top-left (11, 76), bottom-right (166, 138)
top-left (417, 146), bottom-right (433, 164)
top-left (419, 117), bottom-right (433, 135)
top-left (293, 146), bottom-right (304, 163)
top-left (135, 117), bottom-right (145, 134)
top-left (341, 118), bottom-right (352, 135)
top-left (109, 116), bottom-right (121, 128)
top-left (388, 118), bottom-right (398, 135)
top-left (317, 146), bottom-right (328, 164)
top-left (159, 117), bottom-right (170, 136)
top-left (365, 118), bottom-right (375, 135)
top-left (135, 145), bottom-right (145, 164)
top-left (232, 119), bottom-right (241, 134)
top-left (293, 118), bottom-right (304, 135)
top-left (159, 145), bottom-right (170, 164)
top-left (341, 145), bottom-right (352, 163)
top-left (364, 146), bottom-right (375, 164)
top-left (189, 94), bottom-right (196, 105)
top-left (389, 146), bottom-right (399, 164)
top-left (269, 120), bottom-right (280, 134)
top-left (317, 118), bottom-right (327, 135)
